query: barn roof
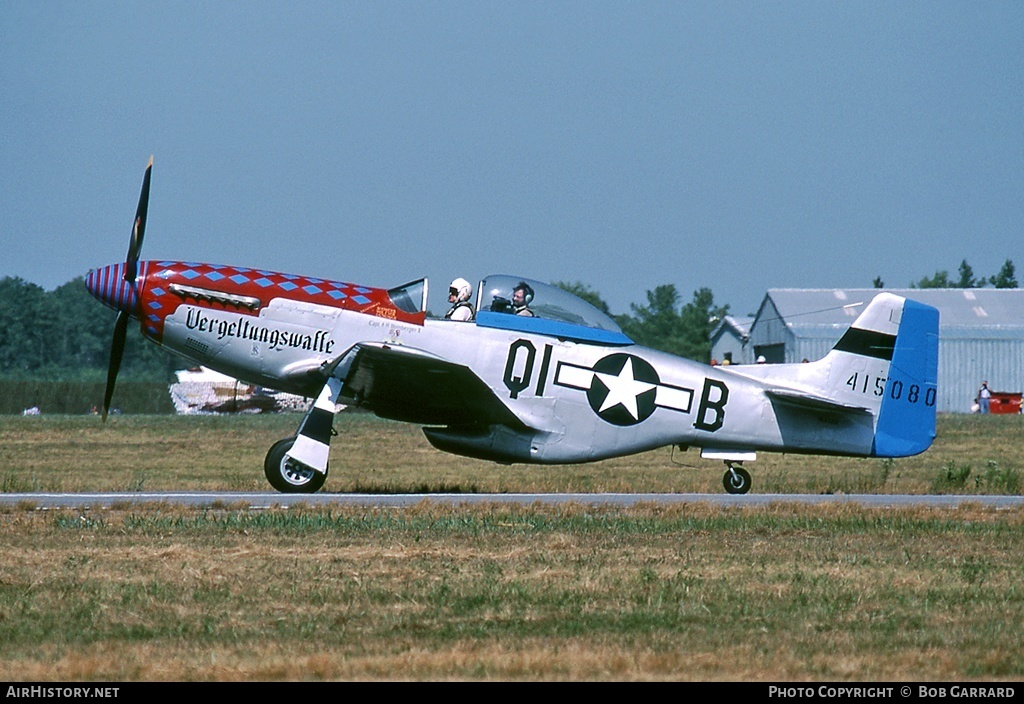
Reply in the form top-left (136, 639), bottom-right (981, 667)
top-left (710, 314), bottom-right (754, 343)
top-left (760, 288), bottom-right (1024, 340)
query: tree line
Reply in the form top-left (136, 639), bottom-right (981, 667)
top-left (554, 281), bottom-right (728, 363)
top-left (560, 258), bottom-right (1018, 364)
top-left (876, 259), bottom-right (1018, 290)
top-left (0, 277), bottom-right (188, 383)
top-left (0, 258), bottom-right (1016, 382)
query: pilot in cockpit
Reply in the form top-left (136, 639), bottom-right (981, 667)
top-left (511, 281), bottom-right (536, 317)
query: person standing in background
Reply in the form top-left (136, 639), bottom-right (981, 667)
top-left (978, 381), bottom-right (992, 414)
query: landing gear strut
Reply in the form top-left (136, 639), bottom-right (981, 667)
top-left (262, 376), bottom-right (342, 493)
top-left (722, 462), bottom-right (752, 495)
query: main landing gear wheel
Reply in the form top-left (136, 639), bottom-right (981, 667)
top-left (264, 437), bottom-right (327, 494)
top-left (722, 463), bottom-right (752, 495)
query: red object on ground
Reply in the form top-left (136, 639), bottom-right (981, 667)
top-left (989, 392), bottom-right (1022, 414)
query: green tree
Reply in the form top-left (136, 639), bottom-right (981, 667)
top-left (0, 276), bottom-right (188, 382)
top-left (956, 259), bottom-right (978, 288)
top-left (618, 285), bottom-right (684, 352)
top-left (912, 270), bottom-right (953, 288)
top-left (0, 277), bottom-right (51, 377)
top-left (988, 260), bottom-right (1018, 288)
top-left (678, 287), bottom-right (729, 362)
top-left (618, 285), bottom-right (727, 362)
top-left (45, 277), bottom-right (114, 380)
top-left (913, 259), bottom-right (1018, 290)
top-left (552, 281), bottom-right (612, 315)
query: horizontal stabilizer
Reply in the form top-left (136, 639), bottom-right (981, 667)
top-left (765, 388), bottom-right (872, 415)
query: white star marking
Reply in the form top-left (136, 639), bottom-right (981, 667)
top-left (594, 358), bottom-right (656, 420)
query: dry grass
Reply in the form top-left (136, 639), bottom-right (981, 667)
top-left (0, 413), bottom-right (1022, 681)
top-left (0, 502), bottom-right (1022, 681)
top-left (1, 412), bottom-right (1021, 495)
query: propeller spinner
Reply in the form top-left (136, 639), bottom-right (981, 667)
top-left (85, 157), bottom-right (153, 421)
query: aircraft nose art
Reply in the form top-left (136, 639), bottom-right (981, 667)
top-left (85, 263), bottom-right (143, 317)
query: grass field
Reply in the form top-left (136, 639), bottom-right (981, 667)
top-left (0, 412), bottom-right (1021, 495)
top-left (0, 413), bottom-right (1022, 681)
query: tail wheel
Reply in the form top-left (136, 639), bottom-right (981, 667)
top-left (264, 437), bottom-right (327, 493)
top-left (723, 464), bottom-right (752, 495)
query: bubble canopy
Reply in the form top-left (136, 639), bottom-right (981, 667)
top-left (473, 275), bottom-right (633, 346)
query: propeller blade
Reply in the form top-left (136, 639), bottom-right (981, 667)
top-left (124, 156), bottom-right (153, 282)
top-left (102, 310), bottom-right (130, 421)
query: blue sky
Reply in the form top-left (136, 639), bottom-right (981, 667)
top-left (2, 1), bottom-right (1021, 317)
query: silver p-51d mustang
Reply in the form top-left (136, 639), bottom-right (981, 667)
top-left (87, 159), bottom-right (939, 493)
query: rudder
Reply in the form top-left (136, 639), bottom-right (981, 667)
top-left (872, 298), bottom-right (939, 457)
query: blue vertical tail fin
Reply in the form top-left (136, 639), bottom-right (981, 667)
top-left (870, 297), bottom-right (939, 457)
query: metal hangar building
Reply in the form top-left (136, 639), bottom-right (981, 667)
top-left (739, 288), bottom-right (1024, 414)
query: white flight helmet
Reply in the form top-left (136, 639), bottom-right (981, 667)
top-left (449, 278), bottom-right (472, 303)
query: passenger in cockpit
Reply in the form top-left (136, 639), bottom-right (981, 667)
top-left (445, 278), bottom-right (475, 321)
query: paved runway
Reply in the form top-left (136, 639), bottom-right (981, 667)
top-left (1, 492), bottom-right (1022, 509)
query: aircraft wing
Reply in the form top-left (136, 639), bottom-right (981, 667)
top-left (328, 343), bottom-right (528, 429)
top-left (764, 388), bottom-right (872, 416)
